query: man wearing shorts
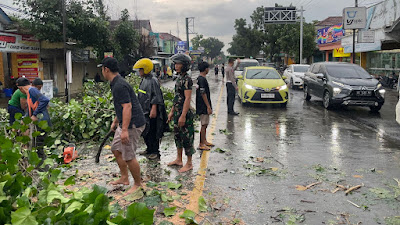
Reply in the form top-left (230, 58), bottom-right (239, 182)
top-left (196, 62), bottom-right (214, 151)
top-left (99, 57), bottom-right (146, 194)
top-left (167, 53), bottom-right (195, 173)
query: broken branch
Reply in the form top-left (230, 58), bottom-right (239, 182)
top-left (347, 200), bottom-right (360, 208)
top-left (306, 181), bottom-right (322, 189)
top-left (345, 184), bottom-right (363, 195)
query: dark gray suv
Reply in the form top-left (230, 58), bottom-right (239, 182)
top-left (303, 62), bottom-right (385, 112)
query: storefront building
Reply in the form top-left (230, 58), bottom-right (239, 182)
top-left (341, 0), bottom-right (400, 76)
top-left (317, 23), bottom-right (350, 62)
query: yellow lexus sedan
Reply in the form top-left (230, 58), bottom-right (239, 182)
top-left (237, 66), bottom-right (289, 107)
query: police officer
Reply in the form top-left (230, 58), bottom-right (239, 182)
top-left (134, 58), bottom-right (167, 160)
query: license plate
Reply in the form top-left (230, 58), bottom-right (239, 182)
top-left (356, 91), bottom-right (372, 96)
top-left (261, 93), bottom-right (275, 98)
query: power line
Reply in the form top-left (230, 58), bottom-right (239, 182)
top-left (0, 3), bottom-right (23, 13)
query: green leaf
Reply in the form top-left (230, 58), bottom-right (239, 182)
top-left (65, 201), bottom-right (83, 214)
top-left (14, 113), bottom-right (23, 120)
top-left (11, 207), bottom-right (38, 225)
top-left (49, 169), bottom-right (61, 182)
top-left (32, 131), bottom-right (41, 138)
top-left (23, 116), bottom-right (32, 125)
top-left (85, 185), bottom-right (107, 204)
top-left (179, 210), bottom-right (198, 225)
top-left (38, 120), bottom-right (49, 130)
top-left (0, 196), bottom-right (8, 203)
top-left (159, 221), bottom-right (174, 225)
top-left (47, 190), bottom-right (70, 204)
top-left (82, 133), bottom-right (90, 139)
top-left (163, 207), bottom-right (176, 217)
top-left (64, 175), bottom-right (76, 186)
top-left (123, 189), bottom-right (144, 201)
top-left (198, 196), bottom-right (208, 212)
top-left (63, 113), bottom-right (70, 119)
top-left (0, 181), bottom-right (7, 196)
top-left (93, 194), bottom-right (109, 213)
top-left (126, 202), bottom-right (155, 225)
top-left (28, 151), bottom-right (40, 167)
top-left (167, 182), bottom-right (182, 190)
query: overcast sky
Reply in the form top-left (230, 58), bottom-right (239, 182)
top-left (2, 0), bottom-right (379, 52)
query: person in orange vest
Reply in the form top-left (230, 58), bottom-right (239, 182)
top-left (16, 77), bottom-right (51, 163)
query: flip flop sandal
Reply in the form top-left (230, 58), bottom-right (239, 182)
top-left (206, 143), bottom-right (215, 147)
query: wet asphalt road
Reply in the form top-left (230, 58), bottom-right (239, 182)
top-left (163, 71), bottom-right (400, 224)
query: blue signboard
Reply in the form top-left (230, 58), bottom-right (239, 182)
top-left (175, 41), bottom-right (187, 53)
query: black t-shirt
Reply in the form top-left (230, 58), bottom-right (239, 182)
top-left (196, 76), bottom-right (212, 115)
top-left (110, 75), bottom-right (146, 129)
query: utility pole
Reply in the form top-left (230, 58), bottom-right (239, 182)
top-left (185, 17), bottom-right (195, 52)
top-left (352, 0), bottom-right (358, 64)
top-left (185, 18), bottom-right (189, 51)
top-left (62, 0), bottom-right (68, 103)
top-left (300, 6), bottom-right (303, 64)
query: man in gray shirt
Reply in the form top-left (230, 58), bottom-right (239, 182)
top-left (225, 58), bottom-right (240, 115)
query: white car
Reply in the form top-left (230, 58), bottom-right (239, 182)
top-left (283, 64), bottom-right (310, 89)
top-left (234, 59), bottom-right (260, 77)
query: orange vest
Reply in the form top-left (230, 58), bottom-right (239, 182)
top-left (27, 88), bottom-right (39, 117)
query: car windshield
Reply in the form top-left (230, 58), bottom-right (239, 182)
top-left (326, 65), bottom-right (372, 79)
top-left (246, 69), bottom-right (281, 79)
top-left (237, 62), bottom-right (259, 71)
top-left (293, 66), bottom-right (309, 73)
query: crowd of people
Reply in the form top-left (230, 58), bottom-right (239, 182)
top-left (7, 53), bottom-right (241, 195)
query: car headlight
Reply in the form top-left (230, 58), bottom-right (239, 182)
top-left (377, 83), bottom-right (382, 89)
top-left (332, 81), bottom-right (345, 87)
top-left (333, 87), bottom-right (342, 95)
top-left (378, 89), bottom-right (386, 97)
top-left (276, 84), bottom-right (287, 90)
top-left (245, 83), bottom-right (256, 90)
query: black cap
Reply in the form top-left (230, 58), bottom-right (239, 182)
top-left (16, 77), bottom-right (30, 86)
top-left (97, 57), bottom-right (119, 73)
top-left (32, 78), bottom-right (43, 86)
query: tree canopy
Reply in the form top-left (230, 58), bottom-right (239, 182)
top-left (229, 4), bottom-right (316, 63)
top-left (191, 35), bottom-right (224, 60)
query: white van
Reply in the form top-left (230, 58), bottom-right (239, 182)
top-left (234, 59), bottom-right (259, 77)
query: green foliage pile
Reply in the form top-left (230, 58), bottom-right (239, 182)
top-left (0, 117), bottom-right (155, 224)
top-left (48, 76), bottom-right (174, 144)
top-left (0, 74), bottom-right (176, 224)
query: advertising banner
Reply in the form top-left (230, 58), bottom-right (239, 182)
top-left (343, 7), bottom-right (367, 29)
top-left (0, 32), bottom-right (40, 53)
top-left (17, 54), bottom-right (39, 81)
top-left (343, 41), bottom-right (381, 53)
top-left (317, 24), bottom-right (345, 45)
top-left (175, 41), bottom-right (187, 54)
top-left (333, 48), bottom-right (351, 58)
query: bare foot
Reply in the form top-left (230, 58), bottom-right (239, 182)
top-left (109, 178), bottom-right (129, 185)
top-left (205, 141), bottom-right (215, 147)
top-left (178, 164), bottom-right (193, 173)
top-left (123, 185), bottom-right (142, 196)
top-left (168, 159), bottom-right (183, 166)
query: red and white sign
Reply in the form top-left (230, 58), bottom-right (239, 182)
top-left (0, 32), bottom-right (40, 53)
top-left (17, 54), bottom-right (39, 81)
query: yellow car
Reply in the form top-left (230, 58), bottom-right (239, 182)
top-left (237, 66), bottom-right (289, 107)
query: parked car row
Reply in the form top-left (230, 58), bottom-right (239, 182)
top-left (232, 59), bottom-right (385, 112)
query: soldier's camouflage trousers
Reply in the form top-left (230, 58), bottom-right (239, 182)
top-left (173, 111), bottom-right (195, 156)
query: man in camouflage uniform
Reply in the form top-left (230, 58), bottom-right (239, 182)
top-left (167, 53), bottom-right (195, 173)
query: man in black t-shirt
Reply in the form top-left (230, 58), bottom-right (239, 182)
top-left (98, 57), bottom-right (146, 195)
top-left (196, 62), bottom-right (214, 150)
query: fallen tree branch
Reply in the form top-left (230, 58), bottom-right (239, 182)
top-left (306, 181), bottom-right (322, 189)
top-left (347, 200), bottom-right (360, 208)
top-left (345, 184), bottom-right (363, 195)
